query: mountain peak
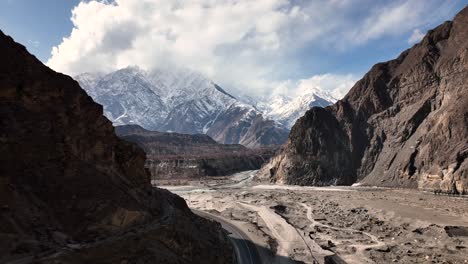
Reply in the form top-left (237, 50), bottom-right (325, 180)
top-left (118, 65), bottom-right (145, 74)
top-left (258, 87), bottom-right (336, 128)
top-left (76, 66), bottom-right (289, 147)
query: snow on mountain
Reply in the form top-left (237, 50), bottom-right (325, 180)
top-left (76, 67), bottom-right (168, 128)
top-left (75, 66), bottom-right (288, 147)
top-left (74, 72), bottom-right (103, 98)
top-left (236, 88), bottom-right (336, 129)
top-left (265, 88), bottom-right (337, 128)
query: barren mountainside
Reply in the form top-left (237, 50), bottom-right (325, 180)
top-left (116, 125), bottom-right (275, 180)
top-left (262, 7), bottom-right (468, 195)
top-left (0, 30), bottom-right (233, 263)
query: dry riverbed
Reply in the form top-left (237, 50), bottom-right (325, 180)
top-left (161, 171), bottom-right (468, 264)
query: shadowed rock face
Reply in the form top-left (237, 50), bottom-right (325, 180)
top-left (263, 7), bottom-right (468, 194)
top-left (0, 31), bottom-right (233, 263)
top-left (115, 125), bottom-right (275, 180)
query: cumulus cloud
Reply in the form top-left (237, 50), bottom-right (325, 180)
top-left (408, 29), bottom-right (426, 44)
top-left (47, 0), bottom-right (459, 96)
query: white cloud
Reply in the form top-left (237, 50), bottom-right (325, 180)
top-left (408, 28), bottom-right (426, 44)
top-left (329, 0), bottom-right (457, 49)
top-left (47, 0), bottom-right (460, 96)
top-left (48, 0), bottom-right (297, 87)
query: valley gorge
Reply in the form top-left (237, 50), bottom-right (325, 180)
top-left (0, 3), bottom-right (467, 264)
top-left (262, 6), bottom-right (468, 195)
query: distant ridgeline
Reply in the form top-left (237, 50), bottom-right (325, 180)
top-left (115, 125), bottom-right (277, 181)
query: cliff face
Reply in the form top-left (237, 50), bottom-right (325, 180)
top-left (264, 7), bottom-right (468, 194)
top-left (0, 31), bottom-right (233, 263)
top-left (116, 125), bottom-right (274, 180)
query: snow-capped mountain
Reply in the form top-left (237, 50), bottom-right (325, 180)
top-left (75, 66), bottom-right (289, 147)
top-left (241, 88), bottom-right (336, 129)
top-left (264, 88), bottom-right (337, 128)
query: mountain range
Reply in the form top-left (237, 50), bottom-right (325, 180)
top-left (75, 67), bottom-right (335, 147)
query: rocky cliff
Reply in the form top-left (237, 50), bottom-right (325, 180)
top-left (116, 125), bottom-right (275, 180)
top-left (263, 7), bottom-right (468, 195)
top-left (0, 31), bottom-right (233, 263)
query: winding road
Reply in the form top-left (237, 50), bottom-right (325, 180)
top-left (193, 209), bottom-right (262, 264)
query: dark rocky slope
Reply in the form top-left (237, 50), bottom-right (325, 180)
top-left (0, 31), bottom-right (233, 263)
top-left (262, 7), bottom-right (468, 194)
top-left (116, 125), bottom-right (275, 180)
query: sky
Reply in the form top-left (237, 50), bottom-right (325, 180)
top-left (0, 0), bottom-right (466, 98)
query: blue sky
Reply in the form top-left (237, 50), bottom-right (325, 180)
top-left (0, 0), bottom-right (80, 61)
top-left (0, 0), bottom-right (466, 97)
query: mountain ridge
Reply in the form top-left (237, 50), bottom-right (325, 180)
top-left (115, 124), bottom-right (275, 180)
top-left (261, 7), bottom-right (468, 195)
top-left (0, 29), bottom-right (233, 263)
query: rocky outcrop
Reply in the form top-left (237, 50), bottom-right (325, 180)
top-left (263, 7), bottom-right (468, 194)
top-left (116, 125), bottom-right (275, 180)
top-left (0, 31), bottom-right (233, 263)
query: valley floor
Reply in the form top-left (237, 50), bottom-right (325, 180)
top-left (161, 171), bottom-right (468, 264)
